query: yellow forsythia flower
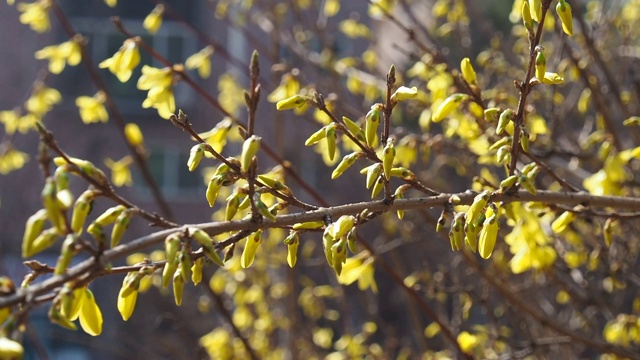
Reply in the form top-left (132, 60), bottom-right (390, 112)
top-left (35, 38), bottom-right (82, 74)
top-left (104, 0), bottom-right (116, 7)
top-left (99, 38), bottom-right (140, 83)
top-left (143, 4), bottom-right (164, 35)
top-left (26, 84), bottom-right (61, 115)
top-left (460, 57), bottom-right (477, 85)
top-left (323, 0), bottom-right (340, 17)
top-left (529, 0), bottom-right (542, 22)
top-left (457, 331), bottom-right (478, 354)
top-left (17, 0), bottom-right (51, 33)
top-left (432, 93), bottom-right (467, 123)
top-left (124, 123), bottom-right (144, 147)
top-left (104, 156), bottom-right (133, 187)
top-left (79, 288), bottom-right (103, 336)
top-left (240, 135), bottom-right (261, 173)
top-left (185, 46), bottom-right (214, 79)
top-left (137, 65), bottom-right (175, 119)
top-left (535, 51), bottom-right (546, 80)
top-left (75, 91), bottom-right (108, 123)
top-left (555, 0), bottom-right (573, 36)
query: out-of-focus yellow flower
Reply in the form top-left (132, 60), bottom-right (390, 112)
top-left (137, 65), bottom-right (175, 119)
top-left (0, 146), bottom-right (29, 175)
top-left (17, 0), bottom-right (51, 33)
top-left (0, 110), bottom-right (20, 135)
top-left (457, 331), bottom-right (478, 354)
top-left (104, 156), bottom-right (133, 187)
top-left (124, 123), bottom-right (144, 147)
top-left (26, 84), bottom-right (61, 115)
top-left (7, 0), bottom-right (16, 6)
top-left (75, 91), bottom-right (108, 124)
top-left (99, 38), bottom-right (140, 83)
top-left (104, 0), bottom-right (116, 7)
top-left (35, 37), bottom-right (82, 74)
top-left (337, 253), bottom-right (378, 293)
top-left (185, 46), bottom-right (214, 79)
top-left (143, 4), bottom-right (164, 35)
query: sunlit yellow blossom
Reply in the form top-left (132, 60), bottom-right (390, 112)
top-left (99, 38), bottom-right (141, 83)
top-left (18, 0), bottom-right (51, 33)
top-left (79, 288), bottom-right (103, 336)
top-left (0, 147), bottom-right (29, 175)
top-left (143, 4), bottom-right (164, 35)
top-left (137, 65), bottom-right (175, 119)
top-left (185, 46), bottom-right (214, 79)
top-left (75, 91), bottom-right (108, 124)
top-left (26, 84), bottom-right (61, 115)
top-left (104, 0), bottom-right (116, 7)
top-left (35, 38), bottom-right (82, 74)
top-left (104, 156), bottom-right (133, 187)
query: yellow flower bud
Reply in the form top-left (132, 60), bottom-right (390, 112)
top-left (325, 123), bottom-right (337, 162)
top-left (464, 223), bottom-right (479, 253)
top-left (518, 174), bottom-right (537, 195)
top-left (124, 123), bottom-right (144, 146)
top-left (322, 231), bottom-right (335, 266)
top-left (187, 144), bottom-right (206, 172)
top-left (535, 51), bottom-right (546, 80)
top-left (362, 163), bottom-right (383, 189)
top-left (284, 232), bottom-right (300, 268)
top-left (276, 95), bottom-right (308, 110)
top-left (255, 196), bottom-right (276, 221)
top-left (371, 176), bottom-right (384, 198)
top-left (449, 213), bottom-right (465, 251)
top-left (292, 221), bottom-right (325, 230)
top-left (460, 58), bottom-right (477, 85)
top-left (206, 175), bottom-right (223, 207)
top-left (173, 270), bottom-right (184, 306)
top-left (390, 167), bottom-right (416, 180)
top-left (55, 234), bottom-right (79, 275)
top-left (332, 152), bottom-right (360, 179)
top-left (330, 239), bottom-right (347, 275)
top-left (551, 211), bottom-right (576, 233)
top-left (542, 72), bottom-right (564, 85)
top-left (225, 193), bottom-right (241, 221)
top-left (382, 139), bottom-right (395, 180)
top-left (162, 258), bottom-right (178, 289)
top-left (60, 284), bottom-right (82, 321)
top-left (71, 190), bottom-right (99, 234)
top-left (241, 231), bottom-right (262, 268)
top-left (79, 288), bottom-right (103, 336)
top-left (26, 228), bottom-right (58, 258)
top-left (466, 190), bottom-right (490, 225)
top-left (305, 126), bottom-right (328, 146)
top-left (111, 209), bottom-right (132, 248)
top-left (432, 94), bottom-right (467, 123)
top-left (390, 86), bottom-right (418, 102)
top-left (478, 213), bottom-right (499, 259)
top-left (329, 215), bottom-right (357, 239)
top-left (483, 107), bottom-right (500, 122)
top-left (497, 109), bottom-right (515, 135)
top-left (499, 175), bottom-right (518, 192)
top-left (22, 209), bottom-right (48, 257)
top-left (522, 0), bottom-right (534, 31)
top-left (346, 227), bottom-right (357, 253)
top-left (555, 0), bottom-right (573, 36)
top-left (42, 178), bottom-right (65, 233)
top-left (240, 135), bottom-right (261, 173)
top-left (95, 205), bottom-right (126, 226)
top-left (342, 116), bottom-right (366, 143)
top-left (117, 277), bottom-right (138, 321)
top-left (529, 0), bottom-right (542, 22)
top-left (365, 104), bottom-right (383, 147)
top-left (143, 4), bottom-right (164, 35)
top-left (191, 257), bottom-right (204, 285)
